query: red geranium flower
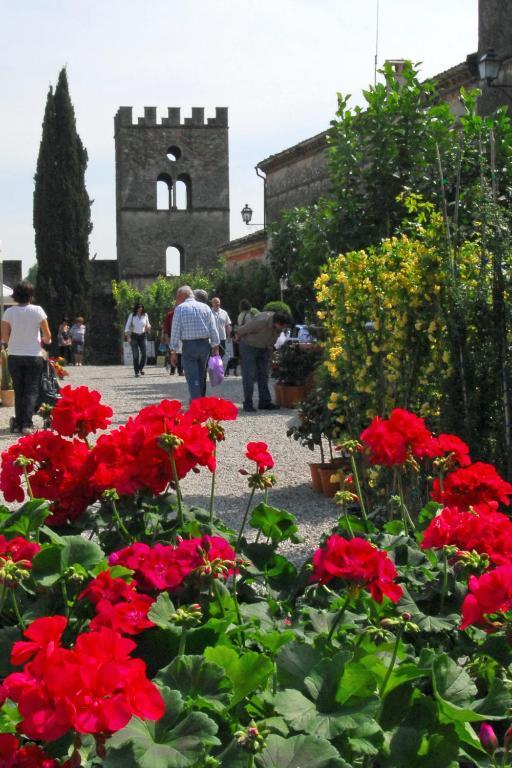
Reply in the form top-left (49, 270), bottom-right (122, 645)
top-left (360, 409), bottom-right (435, 466)
top-left (89, 594), bottom-right (155, 635)
top-left (78, 570), bottom-right (136, 605)
top-left (0, 536), bottom-right (40, 565)
top-left (50, 385), bottom-right (113, 439)
top-left (432, 462), bottom-right (512, 509)
top-left (4, 618), bottom-right (164, 741)
top-left (311, 534), bottom-right (403, 603)
top-left (187, 396), bottom-right (238, 424)
top-left (245, 441), bottom-right (274, 473)
top-left (460, 565), bottom-right (512, 630)
top-left (0, 432), bottom-right (95, 525)
top-left (420, 502), bottom-right (512, 566)
top-left (427, 433), bottom-right (471, 467)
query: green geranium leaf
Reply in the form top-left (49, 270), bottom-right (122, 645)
top-left (204, 646), bottom-right (273, 706)
top-left (60, 536), bottom-right (104, 570)
top-left (148, 593), bottom-right (176, 629)
top-left (106, 688), bottom-right (219, 768)
top-left (255, 629), bottom-right (295, 655)
top-left (256, 733), bottom-right (351, 768)
top-left (249, 502), bottom-right (301, 545)
top-left (432, 654), bottom-right (488, 724)
top-left (31, 545), bottom-right (63, 587)
top-left (156, 655), bottom-right (232, 711)
top-left (276, 642), bottom-right (324, 693)
top-left (0, 700), bottom-right (22, 733)
top-left (0, 498), bottom-right (50, 536)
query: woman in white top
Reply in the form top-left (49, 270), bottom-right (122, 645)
top-left (0, 281), bottom-right (51, 434)
top-left (124, 302), bottom-right (151, 377)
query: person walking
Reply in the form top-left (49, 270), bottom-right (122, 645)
top-left (236, 310), bottom-right (292, 412)
top-left (211, 297), bottom-right (231, 358)
top-left (0, 281), bottom-right (51, 434)
top-left (57, 317), bottom-right (72, 364)
top-left (124, 302), bottom-right (151, 377)
top-left (70, 317), bottom-right (86, 366)
top-left (161, 305), bottom-right (183, 375)
top-left (169, 285), bottom-right (220, 401)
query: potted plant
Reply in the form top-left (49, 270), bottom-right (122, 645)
top-left (287, 385), bottom-right (346, 494)
top-left (273, 343), bottom-right (322, 408)
top-left (1, 348), bottom-right (14, 407)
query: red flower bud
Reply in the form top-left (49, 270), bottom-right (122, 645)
top-left (504, 725), bottom-right (512, 752)
top-left (479, 723), bottom-right (498, 755)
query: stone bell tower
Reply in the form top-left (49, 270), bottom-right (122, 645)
top-left (114, 106), bottom-right (230, 286)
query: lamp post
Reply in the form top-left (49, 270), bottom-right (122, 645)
top-left (478, 49), bottom-right (512, 89)
top-left (240, 204), bottom-right (264, 228)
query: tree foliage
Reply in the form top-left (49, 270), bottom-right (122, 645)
top-left (34, 68), bottom-right (92, 338)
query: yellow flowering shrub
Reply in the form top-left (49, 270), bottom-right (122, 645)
top-left (316, 232), bottom-right (455, 434)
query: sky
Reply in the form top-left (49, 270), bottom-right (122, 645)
top-left (0, 0), bottom-right (479, 275)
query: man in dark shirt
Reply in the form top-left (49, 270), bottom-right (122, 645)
top-left (236, 310), bottom-right (292, 412)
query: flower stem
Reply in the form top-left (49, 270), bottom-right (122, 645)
top-left (209, 454), bottom-right (217, 525)
top-left (23, 467), bottom-right (34, 500)
top-left (211, 578), bottom-right (226, 618)
top-left (327, 591), bottom-right (352, 645)
top-left (0, 583), bottom-right (7, 614)
top-left (178, 627), bottom-right (188, 656)
top-left (235, 486), bottom-right (256, 553)
top-left (247, 755), bottom-right (255, 768)
top-left (111, 499), bottom-right (132, 542)
top-left (350, 454), bottom-right (369, 532)
top-left (169, 453), bottom-right (184, 530)
top-left (61, 579), bottom-right (69, 617)
top-left (11, 590), bottom-right (26, 630)
top-left (397, 474), bottom-right (416, 534)
top-left (440, 548), bottom-right (449, 613)
top-left (379, 625), bottom-right (403, 698)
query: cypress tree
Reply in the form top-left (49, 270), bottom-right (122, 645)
top-left (34, 68), bottom-right (92, 342)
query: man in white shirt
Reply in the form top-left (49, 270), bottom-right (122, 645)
top-left (211, 297), bottom-right (231, 358)
top-left (170, 286), bottom-right (220, 401)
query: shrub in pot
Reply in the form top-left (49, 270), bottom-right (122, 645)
top-left (1, 348), bottom-right (14, 406)
top-left (273, 343), bottom-right (322, 407)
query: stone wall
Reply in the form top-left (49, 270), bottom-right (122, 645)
top-left (115, 107), bottom-right (230, 277)
top-left (86, 260), bottom-right (121, 365)
top-left (478, 0), bottom-right (512, 114)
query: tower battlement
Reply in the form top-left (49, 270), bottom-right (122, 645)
top-left (115, 106), bottom-right (228, 129)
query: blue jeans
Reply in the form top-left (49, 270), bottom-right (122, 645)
top-left (8, 355), bottom-right (45, 429)
top-left (130, 333), bottom-right (147, 374)
top-left (181, 338), bottom-right (211, 401)
top-left (239, 342), bottom-right (272, 407)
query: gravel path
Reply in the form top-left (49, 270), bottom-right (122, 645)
top-left (0, 365), bottom-right (339, 561)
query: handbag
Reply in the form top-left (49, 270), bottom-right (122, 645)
top-left (207, 354), bottom-right (225, 387)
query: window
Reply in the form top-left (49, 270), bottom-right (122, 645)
top-left (175, 173), bottom-right (192, 210)
top-left (167, 146), bottom-right (181, 162)
top-left (156, 173), bottom-right (172, 210)
top-left (166, 245), bottom-right (183, 276)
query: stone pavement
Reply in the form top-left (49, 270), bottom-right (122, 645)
top-left (0, 364), bottom-right (339, 560)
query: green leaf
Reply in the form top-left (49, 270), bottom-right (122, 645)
top-left (31, 545), bottom-right (62, 587)
top-left (0, 498), bottom-right (50, 536)
top-left (255, 629), bottom-right (295, 655)
top-left (106, 688), bottom-right (219, 768)
top-left (276, 642), bottom-right (323, 693)
top-left (256, 733), bottom-right (351, 768)
top-left (337, 661), bottom-right (377, 704)
top-left (249, 502), bottom-right (301, 545)
top-left (0, 701), bottom-right (22, 733)
top-left (432, 655), bottom-right (485, 724)
top-left (60, 536), bottom-right (104, 570)
top-left (204, 646), bottom-right (273, 706)
top-left (147, 593), bottom-right (176, 629)
top-left (156, 655), bottom-right (232, 711)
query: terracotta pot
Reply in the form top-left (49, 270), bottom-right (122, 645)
top-left (275, 384), bottom-right (306, 409)
top-left (318, 465), bottom-right (343, 497)
top-left (274, 383), bottom-right (283, 406)
top-left (309, 462), bottom-right (326, 492)
top-left (1, 389), bottom-right (14, 407)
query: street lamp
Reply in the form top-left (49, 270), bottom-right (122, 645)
top-left (478, 49), bottom-right (512, 87)
top-left (240, 204), bottom-right (264, 227)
